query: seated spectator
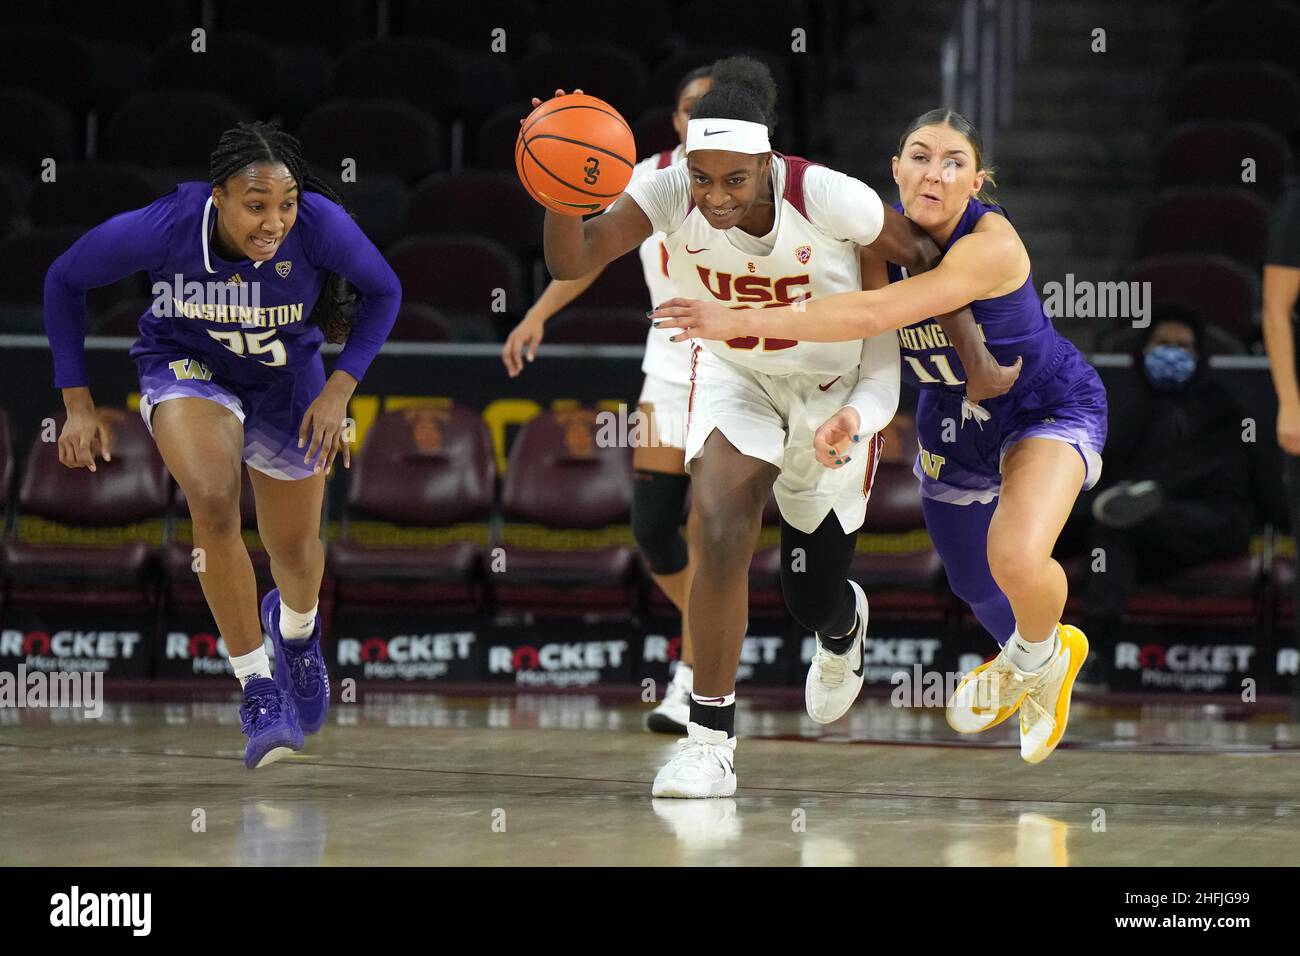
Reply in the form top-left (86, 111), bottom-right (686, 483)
top-left (1077, 306), bottom-right (1254, 684)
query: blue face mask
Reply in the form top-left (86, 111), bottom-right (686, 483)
top-left (1144, 344), bottom-right (1196, 390)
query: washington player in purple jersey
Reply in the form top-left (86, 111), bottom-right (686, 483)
top-left (653, 109), bottom-right (1107, 765)
top-left (44, 122), bottom-right (400, 768)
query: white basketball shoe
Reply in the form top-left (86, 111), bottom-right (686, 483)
top-left (805, 580), bottom-right (869, 724)
top-left (651, 721), bottom-right (737, 798)
top-left (646, 663), bottom-right (692, 734)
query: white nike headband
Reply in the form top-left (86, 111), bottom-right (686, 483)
top-left (685, 118), bottom-right (771, 154)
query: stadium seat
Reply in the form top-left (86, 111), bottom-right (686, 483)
top-left (3, 409), bottom-right (167, 609)
top-left (0, 29), bottom-right (100, 114)
top-left (214, 0), bottom-right (370, 54)
top-left (331, 38), bottom-right (461, 118)
top-left (164, 467), bottom-right (273, 608)
top-left (472, 101), bottom-right (533, 171)
top-left (28, 163), bottom-right (160, 230)
top-left (0, 168), bottom-right (24, 241)
top-left (389, 303), bottom-right (457, 342)
top-left (1124, 254), bottom-right (1260, 343)
top-left (0, 228), bottom-right (146, 334)
top-left (578, 249), bottom-right (654, 309)
top-left (645, 47), bottom-right (732, 108)
top-left (541, 308), bottom-right (651, 345)
top-left (1156, 122), bottom-right (1291, 199)
top-left (539, 1), bottom-right (671, 59)
top-left (405, 172), bottom-right (543, 257)
top-left (49, 0), bottom-right (193, 47)
top-left (850, 461), bottom-right (948, 617)
top-left (400, 0), bottom-right (540, 55)
top-left (147, 32), bottom-right (280, 114)
top-left (511, 44), bottom-right (648, 118)
top-left (676, 1), bottom-right (812, 55)
top-left (1136, 188), bottom-right (1269, 267)
top-left (632, 107), bottom-right (678, 158)
top-left (1185, 0), bottom-right (1300, 73)
top-left (494, 408), bottom-right (638, 611)
top-left (298, 98), bottom-right (446, 183)
top-left (1124, 554), bottom-right (1262, 624)
top-left (103, 92), bottom-right (249, 173)
top-left (328, 407), bottom-right (495, 612)
top-left (330, 174), bottom-right (409, 251)
top-left (1169, 62), bottom-right (1300, 140)
top-left (0, 409), bottom-right (14, 527)
top-left (0, 89), bottom-right (77, 169)
top-left (90, 300), bottom-right (153, 339)
top-left (386, 235), bottom-right (524, 318)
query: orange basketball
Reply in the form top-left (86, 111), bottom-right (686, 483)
top-left (515, 93), bottom-right (636, 216)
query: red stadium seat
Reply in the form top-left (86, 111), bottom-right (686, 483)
top-left (1125, 254), bottom-right (1260, 343)
top-left (328, 407), bottom-right (495, 612)
top-left (544, 308), bottom-right (652, 345)
top-left (386, 235), bottom-right (525, 317)
top-left (1185, 0), bottom-right (1300, 73)
top-left (579, 249), bottom-right (654, 309)
top-left (389, 304), bottom-right (457, 342)
top-left (0, 409), bottom-right (14, 521)
top-left (148, 32), bottom-right (280, 114)
top-left (0, 89), bottom-right (77, 169)
top-left (28, 163), bottom-right (160, 229)
top-left (103, 92), bottom-right (249, 173)
top-left (329, 174), bottom-right (409, 251)
top-left (646, 47), bottom-right (731, 108)
top-left (90, 300), bottom-right (153, 339)
top-left (1156, 122), bottom-right (1291, 199)
top-left (495, 408), bottom-right (638, 612)
top-left (298, 99), bottom-right (445, 184)
top-left (331, 38), bottom-right (461, 118)
top-left (1136, 188), bottom-right (1269, 267)
top-left (1169, 62), bottom-right (1300, 140)
top-left (404, 172), bottom-right (543, 257)
top-left (511, 44), bottom-right (647, 118)
top-left (3, 409), bottom-right (167, 609)
top-left (50, 1), bottom-right (191, 47)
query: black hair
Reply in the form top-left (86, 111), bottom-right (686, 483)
top-left (896, 108), bottom-right (997, 202)
top-left (1141, 304), bottom-right (1207, 352)
top-left (692, 55), bottom-right (778, 135)
top-left (674, 65), bottom-right (713, 107)
top-left (208, 120), bottom-right (357, 344)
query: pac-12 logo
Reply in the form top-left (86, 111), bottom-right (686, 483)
top-left (795, 244), bottom-right (812, 265)
top-left (583, 156), bottom-right (601, 185)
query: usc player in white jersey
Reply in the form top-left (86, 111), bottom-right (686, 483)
top-left (542, 58), bottom-right (1008, 798)
top-left (504, 66), bottom-right (712, 736)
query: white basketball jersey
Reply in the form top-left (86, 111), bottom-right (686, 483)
top-left (630, 145), bottom-right (692, 384)
top-left (640, 155), bottom-right (876, 377)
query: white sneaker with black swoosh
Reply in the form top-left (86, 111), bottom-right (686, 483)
top-left (651, 722), bottom-right (737, 798)
top-left (805, 580), bottom-right (869, 723)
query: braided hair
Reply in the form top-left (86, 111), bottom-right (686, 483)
top-left (208, 121), bottom-right (357, 344)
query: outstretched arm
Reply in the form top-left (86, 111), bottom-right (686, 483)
top-left (653, 228), bottom-right (1021, 343)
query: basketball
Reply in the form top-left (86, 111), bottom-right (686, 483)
top-left (515, 93), bottom-right (636, 216)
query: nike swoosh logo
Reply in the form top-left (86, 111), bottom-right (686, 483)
top-left (686, 246), bottom-right (709, 254)
top-left (703, 129), bottom-right (728, 136)
top-left (695, 696), bottom-right (728, 703)
top-left (852, 648), bottom-right (864, 679)
top-left (818, 376), bottom-right (841, 391)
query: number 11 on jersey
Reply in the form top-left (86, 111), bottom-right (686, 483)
top-left (903, 353), bottom-right (964, 386)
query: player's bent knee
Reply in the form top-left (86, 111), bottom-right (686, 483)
top-left (631, 470), bottom-right (690, 575)
top-left (693, 499), bottom-right (761, 567)
top-left (187, 486), bottom-right (243, 538)
top-left (986, 545), bottom-right (1044, 599)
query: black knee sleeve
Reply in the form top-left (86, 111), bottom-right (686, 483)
top-left (631, 470), bottom-right (691, 575)
top-left (779, 513), bottom-right (860, 635)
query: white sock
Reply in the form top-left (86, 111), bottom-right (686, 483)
top-left (1005, 627), bottom-right (1058, 672)
top-left (279, 599), bottom-right (318, 641)
top-left (673, 662), bottom-right (694, 692)
top-left (231, 647), bottom-right (272, 687)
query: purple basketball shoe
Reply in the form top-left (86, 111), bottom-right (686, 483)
top-left (240, 676), bottom-right (304, 769)
top-left (261, 588), bottom-right (331, 734)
